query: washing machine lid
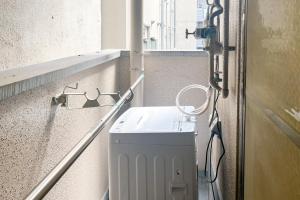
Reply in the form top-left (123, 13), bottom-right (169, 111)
top-left (110, 106), bottom-right (196, 134)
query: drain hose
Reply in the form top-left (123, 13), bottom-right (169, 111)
top-left (176, 84), bottom-right (212, 116)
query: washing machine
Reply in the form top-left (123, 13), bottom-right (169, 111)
top-left (109, 106), bottom-right (197, 200)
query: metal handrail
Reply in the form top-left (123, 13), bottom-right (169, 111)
top-left (25, 74), bottom-right (144, 200)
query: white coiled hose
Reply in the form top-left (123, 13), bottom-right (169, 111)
top-left (176, 84), bottom-right (212, 116)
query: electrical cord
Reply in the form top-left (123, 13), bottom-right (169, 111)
top-left (204, 57), bottom-right (226, 199)
top-left (204, 121), bottom-right (226, 200)
top-left (205, 128), bottom-right (225, 200)
top-left (207, 129), bottom-right (226, 183)
top-left (205, 128), bottom-right (225, 181)
top-left (210, 134), bottom-right (216, 200)
top-left (209, 89), bottom-right (220, 127)
top-left (209, 13), bottom-right (225, 182)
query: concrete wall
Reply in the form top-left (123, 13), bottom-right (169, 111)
top-left (0, 1), bottom-right (112, 199)
top-left (0, 48), bottom-right (211, 200)
top-left (0, 1), bottom-right (238, 200)
top-left (101, 0), bottom-right (128, 49)
top-left (119, 51), bottom-right (211, 170)
top-left (0, 60), bottom-right (126, 200)
top-left (142, 51), bottom-right (211, 169)
top-left (0, 0), bottom-right (101, 71)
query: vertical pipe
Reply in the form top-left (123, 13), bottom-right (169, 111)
top-left (130, 0), bottom-right (144, 106)
top-left (169, 1), bottom-right (171, 48)
top-left (222, 0), bottom-right (229, 97)
top-left (173, 0), bottom-right (176, 48)
top-left (209, 51), bottom-right (221, 90)
top-left (165, 1), bottom-right (168, 48)
top-left (160, 0), bottom-right (164, 49)
top-left (208, 0), bottom-right (223, 91)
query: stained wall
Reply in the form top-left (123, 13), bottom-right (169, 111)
top-left (245, 0), bottom-right (300, 199)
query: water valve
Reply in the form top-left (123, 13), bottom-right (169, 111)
top-left (186, 26), bottom-right (218, 40)
top-left (185, 29), bottom-right (195, 39)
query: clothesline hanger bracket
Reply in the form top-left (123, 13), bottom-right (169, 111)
top-left (51, 83), bottom-right (124, 109)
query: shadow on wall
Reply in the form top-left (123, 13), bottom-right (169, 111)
top-left (0, 61), bottom-right (121, 200)
top-left (25, 103), bottom-right (58, 193)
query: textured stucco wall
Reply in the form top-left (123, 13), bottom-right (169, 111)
top-left (0, 1), bottom-right (112, 199)
top-left (0, 60), bottom-right (125, 200)
top-left (0, 48), bottom-right (211, 199)
top-left (0, 0), bottom-right (101, 71)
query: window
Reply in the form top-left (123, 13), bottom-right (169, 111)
top-left (143, 0), bottom-right (207, 50)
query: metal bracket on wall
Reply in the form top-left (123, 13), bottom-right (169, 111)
top-left (52, 83), bottom-right (121, 109)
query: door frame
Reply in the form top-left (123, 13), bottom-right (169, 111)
top-left (236, 0), bottom-right (248, 199)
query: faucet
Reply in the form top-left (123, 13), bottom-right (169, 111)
top-left (186, 0), bottom-right (232, 98)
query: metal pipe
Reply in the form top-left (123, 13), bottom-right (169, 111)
top-left (208, 0), bottom-right (223, 26)
top-left (209, 51), bottom-right (222, 90)
top-left (160, 0), bottom-right (164, 49)
top-left (222, 0), bottom-right (229, 98)
top-left (130, 0), bottom-right (144, 106)
top-left (24, 74), bottom-right (144, 200)
top-left (173, 0), bottom-right (176, 48)
top-left (208, 0), bottom-right (223, 91)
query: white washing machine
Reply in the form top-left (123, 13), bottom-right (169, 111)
top-left (109, 106), bottom-right (197, 200)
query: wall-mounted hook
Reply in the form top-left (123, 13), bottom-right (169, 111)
top-left (82, 89), bottom-right (101, 108)
top-left (63, 83), bottom-right (78, 93)
top-left (52, 83), bottom-right (122, 109)
top-left (52, 83), bottom-right (83, 107)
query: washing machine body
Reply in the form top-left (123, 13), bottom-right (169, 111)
top-left (109, 106), bottom-right (197, 200)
